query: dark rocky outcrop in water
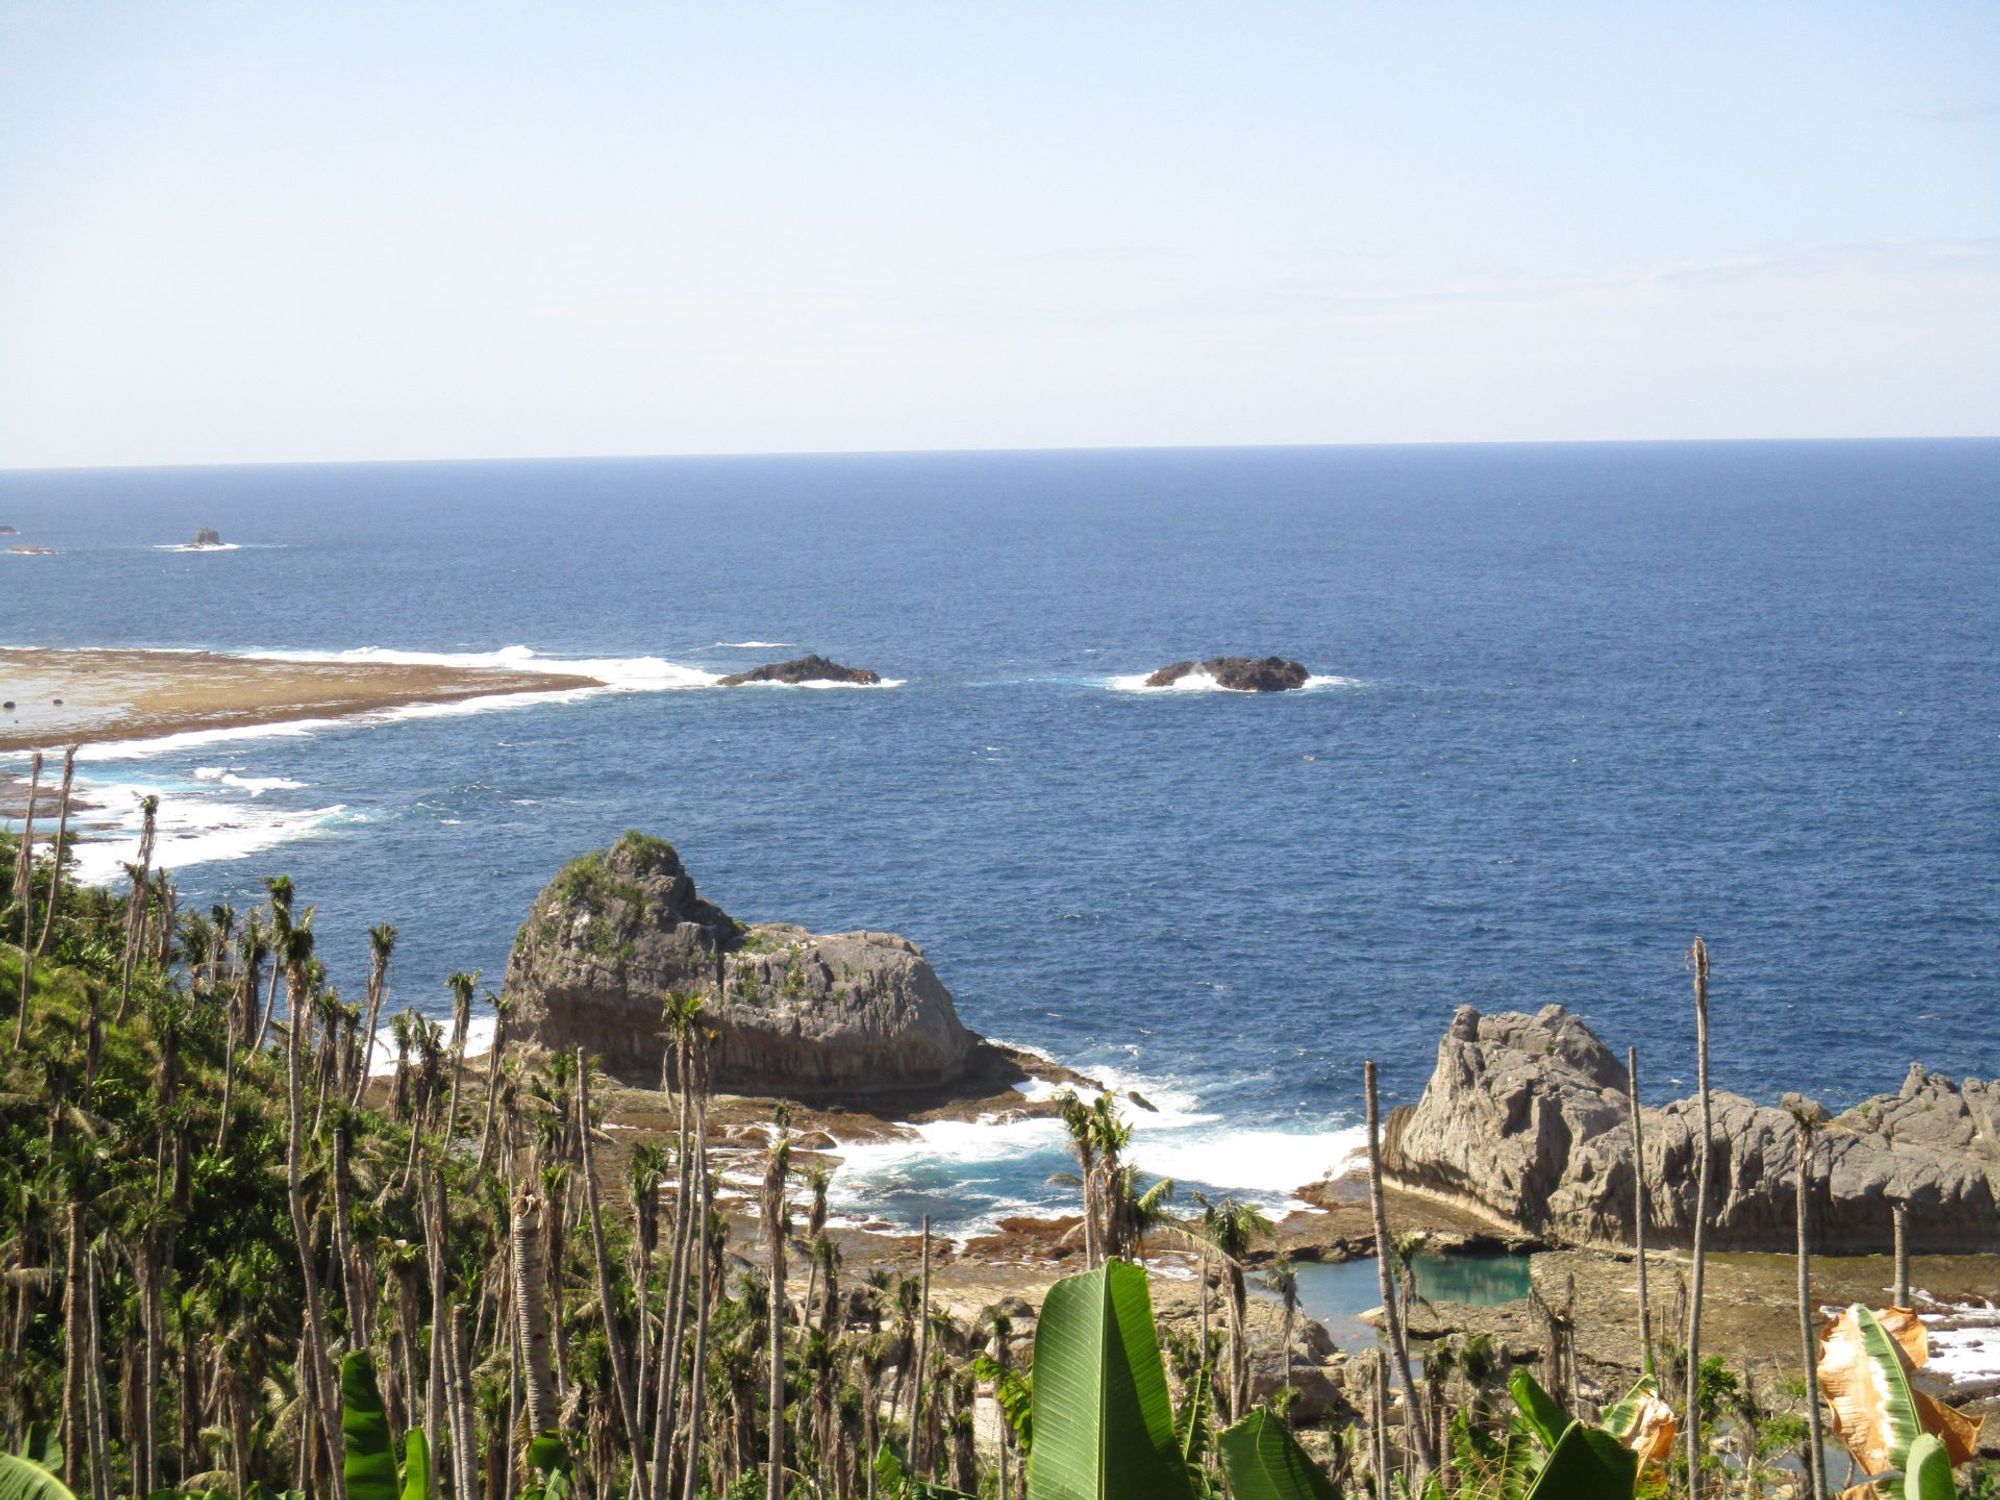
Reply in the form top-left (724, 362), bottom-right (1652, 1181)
top-left (717, 654), bottom-right (881, 687)
top-left (1380, 1004), bottom-right (2000, 1253)
top-left (1144, 656), bottom-right (1310, 692)
top-left (503, 831), bottom-right (975, 1094)
top-left (190, 526), bottom-right (224, 548)
top-left (0, 525), bottom-right (16, 536)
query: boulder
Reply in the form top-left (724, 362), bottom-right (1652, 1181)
top-left (502, 831), bottom-right (976, 1095)
top-left (718, 654), bottom-right (881, 687)
top-left (1380, 1004), bottom-right (2000, 1253)
top-left (1144, 656), bottom-right (1310, 692)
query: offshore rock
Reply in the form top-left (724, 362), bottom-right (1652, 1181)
top-left (189, 526), bottom-right (224, 548)
top-left (1380, 1004), bottom-right (2000, 1253)
top-left (1144, 656), bottom-right (1310, 691)
top-left (717, 654), bottom-right (881, 687)
top-left (503, 831), bottom-right (975, 1094)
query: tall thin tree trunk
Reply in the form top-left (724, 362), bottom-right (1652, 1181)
top-left (62, 1201), bottom-right (85, 1492)
top-left (578, 1052), bottom-right (651, 1500)
top-left (912, 1216), bottom-right (931, 1475)
top-left (34, 745), bottom-right (78, 958)
top-left (285, 960), bottom-right (348, 1500)
top-left (512, 1188), bottom-right (556, 1433)
top-left (12, 752), bottom-right (40, 1049)
top-left (1796, 1126), bottom-right (1826, 1500)
top-left (679, 1105), bottom-right (715, 1500)
top-left (1892, 1202), bottom-right (1910, 1307)
top-left (766, 1170), bottom-right (790, 1500)
top-left (1366, 1059), bottom-right (1434, 1485)
top-left (476, 1011), bottom-right (507, 1172)
top-left (653, 1054), bottom-right (695, 1500)
top-left (1684, 936), bottom-right (1713, 1500)
top-left (85, 1248), bottom-right (113, 1500)
top-left (117, 795), bottom-right (158, 1023)
top-left (1628, 1045), bottom-right (1653, 1375)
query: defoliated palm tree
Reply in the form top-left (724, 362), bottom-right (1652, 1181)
top-left (1684, 936), bottom-right (1713, 1495)
top-left (1264, 1260), bottom-right (1300, 1395)
top-left (761, 1123), bottom-right (793, 1500)
top-left (443, 969), bottom-right (478, 1137)
top-left (1188, 1193), bottom-right (1272, 1418)
top-left (351, 923), bottom-right (397, 1105)
top-left (117, 794), bottom-right (161, 1023)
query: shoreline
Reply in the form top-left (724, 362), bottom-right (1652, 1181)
top-left (0, 645), bottom-right (606, 755)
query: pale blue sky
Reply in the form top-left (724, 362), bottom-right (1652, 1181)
top-left (1, 2), bottom-right (1994, 467)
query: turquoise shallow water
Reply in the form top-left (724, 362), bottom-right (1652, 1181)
top-left (2, 440), bottom-right (1994, 1230)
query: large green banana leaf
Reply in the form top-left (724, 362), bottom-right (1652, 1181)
top-left (17, 1424), bottom-right (59, 1476)
top-left (1520, 1421), bottom-right (1636, 1500)
top-left (400, 1432), bottom-right (432, 1500)
top-left (1216, 1410), bottom-right (1339, 1500)
top-left (1507, 1369), bottom-right (1568, 1454)
top-left (1902, 1434), bottom-right (1953, 1500)
top-left (0, 1453), bottom-right (79, 1500)
top-left (1027, 1259), bottom-right (1195, 1500)
top-left (341, 1352), bottom-right (401, 1500)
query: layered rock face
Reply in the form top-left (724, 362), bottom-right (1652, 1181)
top-left (503, 832), bottom-right (976, 1094)
top-left (1382, 1004), bottom-right (2000, 1253)
top-left (717, 654), bottom-right (881, 687)
top-left (1144, 656), bottom-right (1310, 691)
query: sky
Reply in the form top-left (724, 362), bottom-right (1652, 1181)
top-left (0, 2), bottom-right (1995, 468)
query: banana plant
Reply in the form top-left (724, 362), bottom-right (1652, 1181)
top-left (1902, 1434), bottom-right (1956, 1500)
top-left (1027, 1258), bottom-right (1197, 1500)
top-left (339, 1351), bottom-right (433, 1500)
top-left (1216, 1409), bottom-right (1340, 1500)
top-left (1818, 1304), bottom-right (1981, 1484)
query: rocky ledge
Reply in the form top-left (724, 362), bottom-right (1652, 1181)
top-left (717, 654), bottom-right (881, 687)
top-left (1379, 1004), bottom-right (2000, 1253)
top-left (1144, 655), bottom-right (1310, 691)
top-left (502, 831), bottom-right (976, 1095)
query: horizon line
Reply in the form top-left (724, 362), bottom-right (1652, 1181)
top-left (3, 430), bottom-right (1996, 478)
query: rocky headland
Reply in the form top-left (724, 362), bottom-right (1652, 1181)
top-left (503, 831), bottom-right (1008, 1098)
top-left (1144, 655), bottom-right (1311, 691)
top-left (717, 653), bottom-right (881, 687)
top-left (1379, 1003), bottom-right (2000, 1253)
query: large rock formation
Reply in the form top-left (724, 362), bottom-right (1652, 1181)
top-left (1381, 1004), bottom-right (2000, 1253)
top-left (1144, 656), bottom-right (1310, 692)
top-left (189, 526), bottom-right (224, 548)
top-left (718, 654), bottom-right (881, 687)
top-left (503, 832), bottom-right (976, 1094)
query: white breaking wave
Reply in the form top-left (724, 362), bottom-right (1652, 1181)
top-left (192, 767), bottom-right (309, 795)
top-left (252, 644), bottom-right (722, 692)
top-left (713, 640), bottom-right (794, 650)
top-left (825, 1055), bottom-right (1364, 1240)
top-left (152, 542), bottom-right (244, 553)
top-left (65, 777), bottom-right (354, 885)
top-left (1107, 669), bottom-right (1361, 693)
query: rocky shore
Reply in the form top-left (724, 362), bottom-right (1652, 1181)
top-left (1379, 1003), bottom-right (2000, 1254)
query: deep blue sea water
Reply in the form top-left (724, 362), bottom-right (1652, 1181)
top-left (2, 441), bottom-right (1995, 1231)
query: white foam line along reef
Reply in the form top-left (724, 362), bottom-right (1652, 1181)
top-left (1105, 669), bottom-right (1361, 693)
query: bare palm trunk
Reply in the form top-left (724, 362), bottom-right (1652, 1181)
top-left (34, 746), bottom-right (78, 958)
top-left (512, 1188), bottom-right (557, 1433)
top-left (1366, 1059), bottom-right (1434, 1484)
top-left (1796, 1126), bottom-right (1826, 1500)
top-left (766, 1177), bottom-right (790, 1500)
top-left (85, 1248), bottom-right (113, 1500)
top-left (62, 1201), bottom-right (85, 1492)
top-left (679, 1112), bottom-right (715, 1500)
top-left (476, 1010), bottom-right (507, 1172)
top-left (1628, 1045), bottom-right (1653, 1375)
top-left (578, 1052), bottom-right (651, 1500)
top-left (285, 961), bottom-right (348, 1500)
top-left (117, 795), bottom-right (159, 1023)
top-left (1683, 936), bottom-right (1713, 1500)
top-left (1892, 1202), bottom-right (1910, 1307)
top-left (653, 1053), bottom-right (695, 1500)
top-left (912, 1215), bottom-right (931, 1476)
top-left (12, 752), bottom-right (40, 1049)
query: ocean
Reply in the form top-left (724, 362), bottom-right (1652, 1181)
top-left (2, 440), bottom-right (1995, 1235)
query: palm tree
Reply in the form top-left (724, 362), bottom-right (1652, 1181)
top-left (1188, 1193), bottom-right (1270, 1419)
top-left (1786, 1094), bottom-right (1830, 1500)
top-left (1684, 935), bottom-right (1713, 1497)
top-left (33, 744), bottom-right (79, 959)
top-left (351, 923), bottom-right (397, 1105)
top-left (1055, 1090), bottom-right (1099, 1266)
top-left (1365, 1059), bottom-right (1435, 1485)
top-left (10, 750), bottom-right (40, 1050)
top-left (762, 1122), bottom-right (793, 1500)
top-left (476, 990), bottom-right (512, 1171)
top-left (443, 969), bottom-right (477, 1137)
top-left (576, 1049), bottom-right (651, 1500)
top-left (1627, 1044), bottom-right (1654, 1375)
top-left (117, 793), bottom-right (161, 1023)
